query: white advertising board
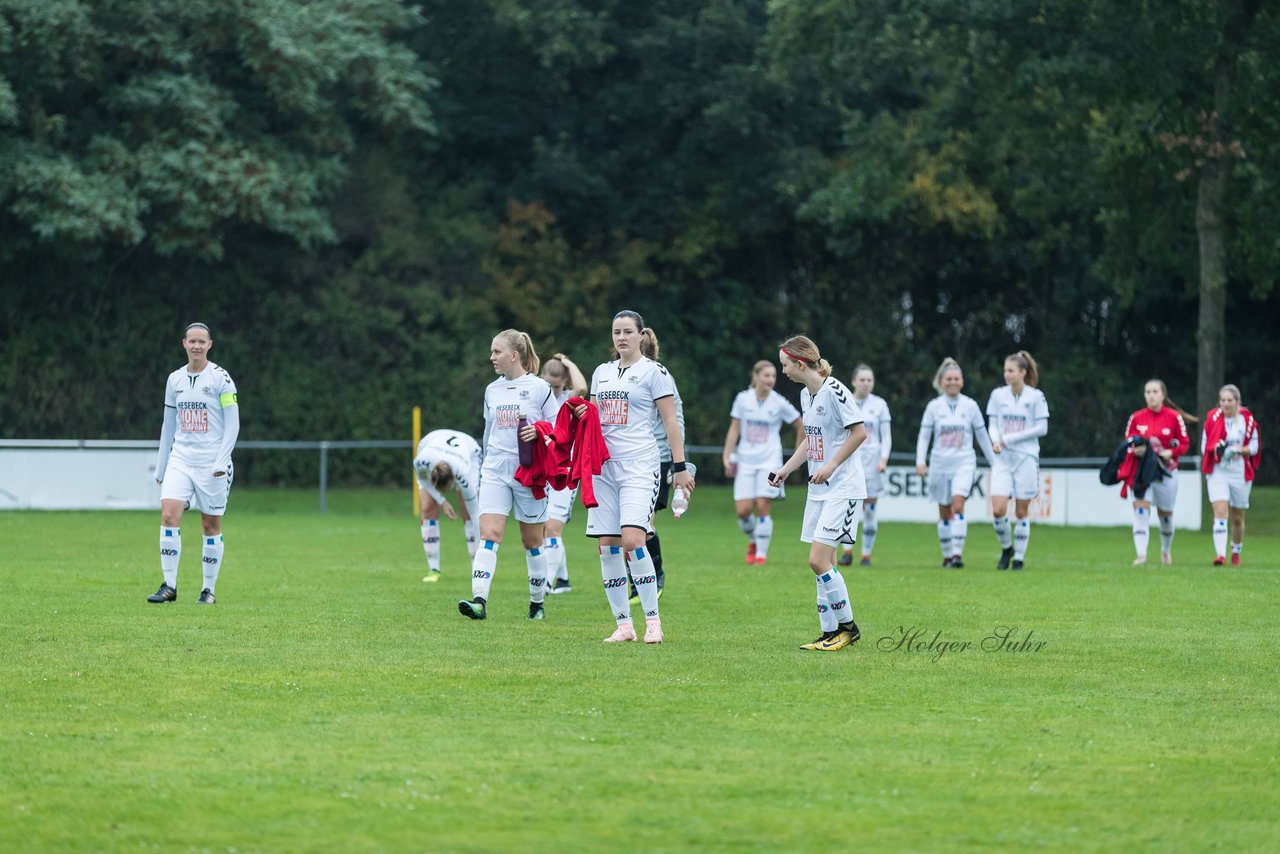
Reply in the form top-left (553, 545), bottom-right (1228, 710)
top-left (864, 466), bottom-right (1201, 530)
top-left (0, 449), bottom-right (161, 510)
top-left (1, 450), bottom-right (1202, 528)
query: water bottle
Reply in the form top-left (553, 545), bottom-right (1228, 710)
top-left (671, 486), bottom-right (688, 518)
top-left (517, 417), bottom-right (533, 466)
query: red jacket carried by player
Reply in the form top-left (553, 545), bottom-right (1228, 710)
top-left (1201, 406), bottom-right (1261, 481)
top-left (514, 397), bottom-right (610, 507)
top-left (1116, 406), bottom-right (1189, 497)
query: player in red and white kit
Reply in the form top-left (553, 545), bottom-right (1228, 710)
top-left (413, 429), bottom-right (482, 582)
top-left (539, 353), bottom-right (589, 594)
top-left (1120, 379), bottom-right (1195, 565)
top-left (1201, 384), bottom-right (1261, 566)
top-left (722, 360), bottom-right (802, 566)
top-left (580, 310), bottom-right (694, 645)
top-left (986, 351), bottom-right (1049, 571)
top-left (148, 322), bottom-right (239, 605)
top-left (457, 330), bottom-right (559, 621)
top-left (769, 335), bottom-right (867, 652)
top-left (916, 358), bottom-right (996, 568)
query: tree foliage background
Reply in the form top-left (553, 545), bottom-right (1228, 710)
top-left (3, 0), bottom-right (1277, 484)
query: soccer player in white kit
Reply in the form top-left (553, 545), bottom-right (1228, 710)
top-left (457, 330), bottom-right (559, 621)
top-left (148, 322), bottom-right (239, 605)
top-left (1201, 384), bottom-right (1262, 565)
top-left (769, 335), bottom-right (867, 651)
top-left (916, 357), bottom-right (996, 568)
top-left (539, 353), bottom-right (589, 594)
top-left (579, 310), bottom-right (693, 645)
top-left (986, 351), bottom-right (1049, 570)
top-left (722, 360), bottom-right (802, 566)
top-left (413, 429), bottom-right (482, 582)
top-left (839, 364), bottom-right (891, 567)
top-left (635, 327), bottom-right (684, 599)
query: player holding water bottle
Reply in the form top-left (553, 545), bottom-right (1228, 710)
top-left (456, 330), bottom-right (558, 622)
top-left (579, 310), bottom-right (693, 645)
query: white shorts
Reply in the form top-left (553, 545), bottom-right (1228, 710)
top-left (927, 464), bottom-right (975, 505)
top-left (478, 454), bottom-right (548, 524)
top-left (1132, 474), bottom-right (1178, 513)
top-left (1205, 470), bottom-right (1251, 508)
top-left (990, 452), bottom-right (1040, 500)
top-left (801, 496), bottom-right (862, 546)
top-left (160, 459), bottom-right (232, 516)
top-left (586, 454), bottom-right (661, 537)
top-left (547, 485), bottom-right (578, 522)
top-left (733, 466), bottom-right (782, 502)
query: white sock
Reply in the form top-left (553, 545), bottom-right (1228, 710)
top-left (1231, 541), bottom-right (1243, 555)
top-left (600, 546), bottom-right (631, 625)
top-left (950, 514), bottom-right (968, 559)
top-left (738, 515), bottom-right (756, 538)
top-left (463, 520), bottom-right (479, 559)
top-left (993, 515), bottom-right (1013, 549)
top-left (816, 577), bottom-right (837, 633)
top-left (860, 505), bottom-right (877, 557)
top-left (629, 547), bottom-right (660, 621)
top-left (160, 527), bottom-right (181, 587)
top-left (754, 516), bottom-right (773, 559)
top-left (937, 520), bottom-right (952, 559)
top-left (543, 538), bottom-right (559, 585)
top-left (526, 547), bottom-right (548, 604)
top-left (817, 568), bottom-right (855, 626)
top-left (1013, 520), bottom-right (1030, 561)
top-left (1212, 518), bottom-right (1228, 559)
top-left (202, 535), bottom-right (223, 593)
top-left (470, 541), bottom-right (498, 600)
top-left (1158, 515), bottom-right (1175, 555)
top-left (422, 519), bottom-right (441, 571)
top-left (556, 536), bottom-right (570, 581)
top-left (1133, 507), bottom-right (1149, 558)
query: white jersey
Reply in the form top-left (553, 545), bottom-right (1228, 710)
top-left (800, 377), bottom-right (867, 501)
top-left (986, 385), bottom-right (1050, 459)
top-left (730, 389), bottom-right (801, 469)
top-left (415, 430), bottom-right (482, 503)
top-left (851, 393), bottom-right (891, 468)
top-left (482, 373), bottom-right (557, 457)
top-left (163, 361), bottom-right (238, 468)
top-left (917, 394), bottom-right (988, 472)
top-left (590, 357), bottom-right (676, 460)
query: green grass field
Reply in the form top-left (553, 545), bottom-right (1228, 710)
top-left (3, 486), bottom-right (1279, 851)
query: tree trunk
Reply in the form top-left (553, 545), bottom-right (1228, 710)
top-left (1194, 76), bottom-right (1228, 424)
top-left (1194, 0), bottom-right (1263, 423)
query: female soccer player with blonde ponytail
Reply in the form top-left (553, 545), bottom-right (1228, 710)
top-left (769, 336), bottom-right (867, 652)
top-left (986, 351), bottom-right (1049, 570)
top-left (457, 330), bottom-right (558, 621)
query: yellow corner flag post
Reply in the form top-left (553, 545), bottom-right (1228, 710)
top-left (412, 406), bottom-right (422, 516)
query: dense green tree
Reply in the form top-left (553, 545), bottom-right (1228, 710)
top-left (3, 0), bottom-right (1277, 486)
top-left (0, 0), bottom-right (435, 259)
